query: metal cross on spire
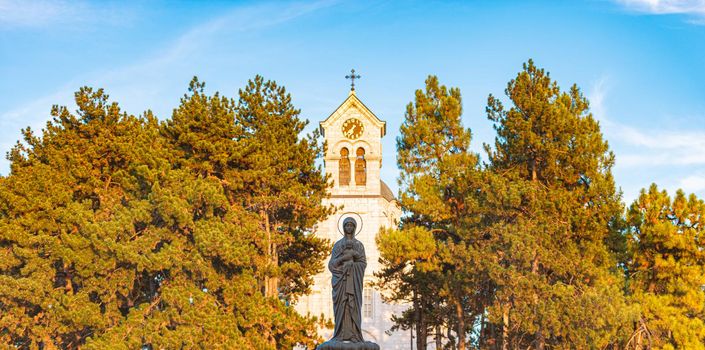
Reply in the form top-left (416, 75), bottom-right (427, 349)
top-left (345, 69), bottom-right (361, 91)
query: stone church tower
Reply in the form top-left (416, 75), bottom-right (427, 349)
top-left (294, 88), bottom-right (411, 349)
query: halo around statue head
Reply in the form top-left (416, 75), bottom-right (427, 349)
top-left (337, 212), bottom-right (363, 236)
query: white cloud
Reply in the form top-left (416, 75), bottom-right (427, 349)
top-left (588, 76), bottom-right (705, 168)
top-left (589, 76), bottom-right (609, 124)
top-left (0, 0), bottom-right (72, 27)
top-left (613, 0), bottom-right (705, 23)
top-left (0, 0), bottom-right (131, 28)
top-left (618, 151), bottom-right (705, 167)
top-left (615, 0), bottom-right (705, 14)
top-left (678, 174), bottom-right (705, 193)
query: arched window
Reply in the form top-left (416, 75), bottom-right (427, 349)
top-left (339, 147), bottom-right (351, 186)
top-left (355, 147), bottom-right (366, 186)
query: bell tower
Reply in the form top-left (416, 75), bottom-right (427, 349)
top-left (294, 71), bottom-right (409, 349)
top-left (319, 88), bottom-right (387, 197)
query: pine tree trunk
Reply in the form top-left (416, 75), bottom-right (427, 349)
top-left (414, 290), bottom-right (427, 350)
top-left (435, 324), bottom-right (442, 350)
top-left (418, 323), bottom-right (427, 350)
top-left (263, 209), bottom-right (270, 297)
top-left (447, 326), bottom-right (455, 350)
top-left (411, 324), bottom-right (415, 350)
top-left (64, 262), bottom-right (74, 294)
top-left (532, 254), bottom-right (543, 349)
top-left (454, 298), bottom-right (465, 350)
top-left (479, 313), bottom-right (485, 349)
top-left (535, 330), bottom-right (545, 350)
top-left (262, 209), bottom-right (278, 298)
top-left (270, 242), bottom-right (278, 298)
top-left (502, 305), bottom-right (510, 350)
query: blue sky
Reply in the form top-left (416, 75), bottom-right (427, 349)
top-left (1, 0), bottom-right (704, 205)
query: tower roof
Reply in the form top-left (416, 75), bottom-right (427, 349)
top-left (319, 91), bottom-right (386, 137)
top-left (380, 180), bottom-right (396, 202)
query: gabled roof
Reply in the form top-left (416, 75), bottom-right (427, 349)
top-left (320, 90), bottom-right (386, 137)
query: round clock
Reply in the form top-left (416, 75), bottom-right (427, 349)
top-left (342, 118), bottom-right (364, 139)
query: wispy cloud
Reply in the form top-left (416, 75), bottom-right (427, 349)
top-left (589, 76), bottom-right (705, 201)
top-left (678, 173), bottom-right (705, 193)
top-left (108, 0), bottom-right (336, 77)
top-left (0, 1), bottom-right (336, 175)
top-left (613, 0), bottom-right (705, 23)
top-left (615, 131), bottom-right (705, 167)
top-left (589, 76), bottom-right (705, 168)
top-left (0, 80), bottom-right (81, 173)
top-left (0, 0), bottom-right (132, 28)
top-left (589, 76), bottom-right (609, 124)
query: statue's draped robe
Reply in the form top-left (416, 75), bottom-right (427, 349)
top-left (328, 237), bottom-right (366, 342)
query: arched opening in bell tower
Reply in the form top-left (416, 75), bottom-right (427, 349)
top-left (339, 147), bottom-right (351, 186)
top-left (355, 147), bottom-right (367, 186)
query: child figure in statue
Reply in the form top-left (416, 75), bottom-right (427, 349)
top-left (317, 217), bottom-right (379, 350)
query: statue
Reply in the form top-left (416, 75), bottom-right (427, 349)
top-left (317, 217), bottom-right (379, 350)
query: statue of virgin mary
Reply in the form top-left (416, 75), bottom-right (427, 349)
top-left (317, 217), bottom-right (379, 350)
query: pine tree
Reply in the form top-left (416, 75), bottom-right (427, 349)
top-left (625, 184), bottom-right (705, 349)
top-left (376, 76), bottom-right (485, 350)
top-left (0, 80), bottom-right (329, 349)
top-left (484, 60), bottom-right (636, 349)
top-left (161, 76), bottom-right (332, 347)
top-left (233, 75), bottom-right (333, 301)
top-left (374, 226), bottom-right (440, 350)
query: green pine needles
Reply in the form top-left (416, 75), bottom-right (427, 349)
top-left (375, 60), bottom-right (705, 350)
top-left (0, 77), bottom-right (332, 349)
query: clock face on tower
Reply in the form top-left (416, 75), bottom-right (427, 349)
top-left (342, 118), bottom-right (364, 139)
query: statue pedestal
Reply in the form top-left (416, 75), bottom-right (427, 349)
top-left (316, 340), bottom-right (380, 350)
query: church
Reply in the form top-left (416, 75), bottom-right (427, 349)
top-left (293, 80), bottom-right (412, 349)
